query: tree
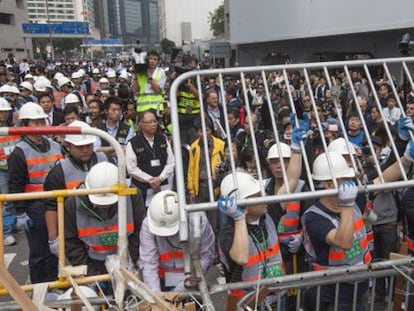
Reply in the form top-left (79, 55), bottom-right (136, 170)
top-left (160, 38), bottom-right (176, 54)
top-left (208, 3), bottom-right (225, 37)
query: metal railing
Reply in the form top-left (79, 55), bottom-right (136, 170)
top-left (168, 56), bottom-right (414, 310)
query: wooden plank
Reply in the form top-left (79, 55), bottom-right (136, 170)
top-left (392, 241), bottom-right (408, 311)
top-left (0, 265), bottom-right (37, 310)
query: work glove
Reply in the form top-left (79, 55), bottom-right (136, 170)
top-left (398, 117), bottom-right (414, 141)
top-left (48, 238), bottom-right (59, 257)
top-left (287, 233), bottom-right (303, 253)
top-left (15, 213), bottom-right (32, 231)
top-left (404, 140), bottom-right (414, 162)
top-left (338, 181), bottom-right (358, 207)
top-left (217, 195), bottom-right (245, 221)
top-left (290, 112), bottom-right (310, 150)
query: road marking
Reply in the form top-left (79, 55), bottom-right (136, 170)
top-left (4, 253), bottom-right (16, 269)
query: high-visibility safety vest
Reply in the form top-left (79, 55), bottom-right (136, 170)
top-left (76, 197), bottom-right (134, 261)
top-left (177, 91), bottom-right (200, 115)
top-left (225, 215), bottom-right (284, 298)
top-left (16, 138), bottom-right (63, 192)
top-left (136, 69), bottom-right (164, 113)
top-left (0, 135), bottom-right (20, 171)
top-left (154, 235), bottom-right (185, 278)
top-left (60, 152), bottom-right (107, 189)
top-left (277, 180), bottom-right (305, 243)
top-left (53, 91), bottom-right (66, 110)
top-left (302, 204), bottom-right (372, 271)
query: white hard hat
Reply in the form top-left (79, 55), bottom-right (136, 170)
top-left (0, 97), bottom-right (11, 111)
top-left (106, 70), bottom-right (116, 78)
top-left (328, 137), bottom-right (356, 155)
top-left (58, 286), bottom-right (99, 311)
top-left (0, 85), bottom-right (11, 94)
top-left (85, 162), bottom-right (118, 205)
top-left (53, 72), bottom-right (64, 80)
top-left (64, 120), bottom-right (96, 146)
top-left (78, 68), bottom-right (86, 76)
top-left (92, 68), bottom-right (100, 74)
top-left (119, 71), bottom-right (128, 79)
top-left (8, 85), bottom-right (20, 94)
top-left (58, 77), bottom-right (73, 88)
top-left (20, 81), bottom-right (33, 92)
top-left (312, 151), bottom-right (355, 181)
top-left (18, 102), bottom-right (47, 120)
top-left (99, 77), bottom-right (109, 84)
top-left (220, 171), bottom-right (261, 199)
top-left (34, 79), bottom-right (48, 92)
top-left (24, 74), bottom-right (34, 80)
top-left (65, 93), bottom-right (80, 104)
top-left (267, 143), bottom-right (291, 159)
top-left (147, 190), bottom-right (179, 236)
top-left (71, 71), bottom-right (82, 79)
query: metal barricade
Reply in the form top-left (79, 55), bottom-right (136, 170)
top-left (168, 56), bottom-right (414, 310)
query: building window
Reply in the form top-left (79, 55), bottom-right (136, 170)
top-left (0, 13), bottom-right (14, 25)
top-left (16, 0), bottom-right (25, 10)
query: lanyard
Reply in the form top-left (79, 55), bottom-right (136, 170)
top-left (80, 199), bottom-right (108, 226)
top-left (249, 227), bottom-right (269, 271)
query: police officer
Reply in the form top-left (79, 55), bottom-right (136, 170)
top-left (126, 109), bottom-right (175, 205)
top-left (64, 162), bottom-right (145, 276)
top-left (139, 190), bottom-right (215, 291)
top-left (44, 121), bottom-right (109, 256)
top-left (8, 102), bottom-right (64, 283)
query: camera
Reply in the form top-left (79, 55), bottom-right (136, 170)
top-left (131, 40), bottom-right (148, 73)
top-left (399, 33), bottom-right (412, 56)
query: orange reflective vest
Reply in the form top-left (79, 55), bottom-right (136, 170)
top-left (76, 197), bottom-right (134, 261)
top-left (53, 91), bottom-right (66, 110)
top-left (17, 138), bottom-right (63, 192)
top-left (302, 204), bottom-right (372, 271)
top-left (0, 135), bottom-right (20, 171)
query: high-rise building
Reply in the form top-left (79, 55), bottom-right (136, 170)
top-left (26, 0), bottom-right (79, 23)
top-left (158, 0), bottom-right (222, 46)
top-left (107, 0), bottom-right (159, 45)
top-left (0, 0), bottom-right (33, 59)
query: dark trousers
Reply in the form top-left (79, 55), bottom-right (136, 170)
top-left (26, 203), bottom-right (58, 283)
top-left (372, 223), bottom-right (400, 295)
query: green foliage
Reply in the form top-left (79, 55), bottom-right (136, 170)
top-left (208, 3), bottom-right (225, 37)
top-left (160, 38), bottom-right (176, 54)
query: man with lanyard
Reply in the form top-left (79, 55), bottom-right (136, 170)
top-left (126, 109), bottom-right (175, 205)
top-left (44, 121), bottom-right (108, 256)
top-left (64, 162), bottom-right (145, 276)
top-left (302, 151), bottom-right (371, 310)
top-left (132, 50), bottom-right (166, 114)
top-left (139, 190), bottom-right (215, 291)
top-left (0, 98), bottom-right (19, 246)
top-left (8, 102), bottom-right (63, 283)
top-left (98, 96), bottom-right (133, 159)
top-left (217, 119), bottom-right (307, 304)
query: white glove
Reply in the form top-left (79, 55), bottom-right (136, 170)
top-left (15, 213), bottom-right (31, 231)
top-left (338, 181), bottom-right (358, 207)
top-left (287, 233), bottom-right (303, 253)
top-left (48, 238), bottom-right (59, 257)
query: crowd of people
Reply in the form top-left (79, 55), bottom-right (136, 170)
top-left (1, 51), bottom-right (414, 310)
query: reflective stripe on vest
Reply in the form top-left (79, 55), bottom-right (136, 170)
top-left (60, 152), bottom-right (107, 189)
top-left (0, 135), bottom-right (20, 169)
top-left (76, 197), bottom-right (135, 261)
top-left (158, 250), bottom-right (184, 277)
top-left (405, 235), bottom-right (414, 254)
top-left (177, 91), bottom-right (200, 114)
top-left (241, 215), bottom-right (284, 282)
top-left (136, 70), bottom-right (164, 112)
top-left (302, 204), bottom-right (371, 270)
top-left (53, 91), bottom-right (66, 110)
top-left (17, 139), bottom-right (63, 192)
top-left (277, 180), bottom-right (304, 235)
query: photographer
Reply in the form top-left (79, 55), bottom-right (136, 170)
top-left (132, 50), bottom-right (166, 114)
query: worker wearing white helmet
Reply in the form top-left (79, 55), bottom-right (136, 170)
top-left (301, 151), bottom-right (371, 308)
top-left (8, 102), bottom-right (64, 283)
top-left (0, 97), bottom-right (19, 247)
top-left (44, 121), bottom-right (108, 257)
top-left (218, 116), bottom-right (309, 302)
top-left (24, 74), bottom-right (34, 83)
top-left (59, 77), bottom-right (86, 113)
top-left (18, 81), bottom-right (36, 105)
top-left (139, 190), bottom-right (215, 291)
top-left (63, 162), bottom-right (145, 276)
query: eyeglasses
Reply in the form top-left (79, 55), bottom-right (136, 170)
top-left (141, 120), bottom-right (158, 124)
